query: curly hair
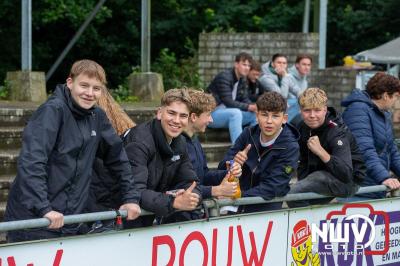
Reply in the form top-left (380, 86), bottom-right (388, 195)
top-left (256, 91), bottom-right (287, 113)
top-left (298, 88), bottom-right (328, 109)
top-left (161, 88), bottom-right (191, 109)
top-left (97, 88), bottom-right (135, 135)
top-left (366, 72), bottom-right (400, 100)
top-left (188, 89), bottom-right (216, 116)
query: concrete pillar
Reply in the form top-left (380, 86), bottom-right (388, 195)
top-left (6, 71), bottom-right (47, 102)
top-left (128, 72), bottom-right (164, 103)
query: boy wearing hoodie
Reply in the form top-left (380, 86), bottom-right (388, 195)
top-left (5, 60), bottom-right (141, 242)
top-left (287, 88), bottom-right (364, 207)
top-left (219, 91), bottom-right (300, 212)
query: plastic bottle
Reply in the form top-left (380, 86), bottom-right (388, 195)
top-left (227, 159), bottom-right (241, 199)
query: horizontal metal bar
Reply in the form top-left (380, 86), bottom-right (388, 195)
top-left (0, 185), bottom-right (392, 233)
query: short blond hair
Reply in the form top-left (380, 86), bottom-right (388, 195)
top-left (69, 59), bottom-right (107, 85)
top-left (161, 88), bottom-right (191, 109)
top-left (188, 89), bottom-right (216, 116)
top-left (298, 88), bottom-right (328, 109)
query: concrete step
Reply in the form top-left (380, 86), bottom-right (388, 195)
top-left (201, 142), bottom-right (231, 163)
top-left (0, 149), bottom-right (19, 175)
top-left (0, 126), bottom-right (23, 149)
top-left (198, 128), bottom-right (231, 143)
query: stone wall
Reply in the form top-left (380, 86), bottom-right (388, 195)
top-left (198, 32), bottom-right (319, 85)
top-left (198, 32), bottom-right (400, 136)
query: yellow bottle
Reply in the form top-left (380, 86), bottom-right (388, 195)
top-left (227, 160), bottom-right (241, 199)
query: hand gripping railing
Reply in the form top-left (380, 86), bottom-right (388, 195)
top-left (0, 185), bottom-right (394, 233)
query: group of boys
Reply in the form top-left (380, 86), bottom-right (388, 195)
top-left (207, 52), bottom-right (312, 143)
top-left (6, 58), bottom-right (398, 244)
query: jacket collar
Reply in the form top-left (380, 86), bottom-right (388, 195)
top-left (151, 119), bottom-right (186, 158)
top-left (54, 84), bottom-right (95, 119)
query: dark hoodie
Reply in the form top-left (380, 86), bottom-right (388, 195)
top-left (5, 84), bottom-right (138, 233)
top-left (218, 123), bottom-right (300, 212)
top-left (342, 89), bottom-right (400, 198)
top-left (297, 107), bottom-right (365, 185)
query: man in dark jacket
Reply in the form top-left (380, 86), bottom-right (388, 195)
top-left (124, 89), bottom-right (201, 226)
top-left (288, 88), bottom-right (364, 207)
top-left (219, 91), bottom-right (300, 213)
top-left (207, 52), bottom-right (257, 143)
top-left (246, 59), bottom-right (267, 102)
top-left (5, 60), bottom-right (141, 242)
top-left (183, 90), bottom-right (242, 199)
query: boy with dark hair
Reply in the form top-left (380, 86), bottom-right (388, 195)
top-left (288, 88), bottom-right (364, 207)
top-left (247, 59), bottom-right (267, 102)
top-left (183, 90), bottom-right (242, 199)
top-left (5, 59), bottom-right (141, 242)
top-left (124, 88), bottom-right (201, 226)
top-left (207, 52), bottom-right (257, 143)
top-left (219, 91), bottom-right (300, 212)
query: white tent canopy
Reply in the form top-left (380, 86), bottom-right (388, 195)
top-left (355, 37), bottom-right (400, 64)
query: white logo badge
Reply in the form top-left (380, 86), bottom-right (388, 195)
top-left (91, 130), bottom-right (97, 137)
top-left (337, 140), bottom-right (343, 146)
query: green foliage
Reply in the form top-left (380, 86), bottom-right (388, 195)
top-left (152, 47), bottom-right (203, 91)
top-left (111, 84), bottom-right (139, 103)
top-left (0, 0), bottom-right (399, 91)
top-left (0, 81), bottom-right (9, 100)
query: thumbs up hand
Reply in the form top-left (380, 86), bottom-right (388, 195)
top-left (172, 182), bottom-right (200, 211)
top-left (234, 144), bottom-right (251, 166)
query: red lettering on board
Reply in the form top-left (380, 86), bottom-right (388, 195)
top-left (152, 235), bottom-right (176, 266)
top-left (179, 231), bottom-right (208, 266)
top-left (227, 226), bottom-right (234, 266)
top-left (211, 229), bottom-right (217, 266)
top-left (237, 221), bottom-right (274, 266)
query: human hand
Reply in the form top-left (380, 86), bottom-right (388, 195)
top-left (230, 161), bottom-right (242, 177)
top-left (248, 104), bottom-right (257, 112)
top-left (44, 211), bottom-right (64, 229)
top-left (307, 136), bottom-right (330, 162)
top-left (382, 178), bottom-right (400, 190)
top-left (166, 189), bottom-right (185, 197)
top-left (234, 144), bottom-right (251, 166)
top-left (172, 182), bottom-right (200, 211)
top-left (119, 203), bottom-right (141, 220)
top-left (275, 67), bottom-right (287, 77)
top-left (213, 173), bottom-right (238, 197)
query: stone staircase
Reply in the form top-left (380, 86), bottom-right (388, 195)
top-left (0, 103), bottom-right (232, 225)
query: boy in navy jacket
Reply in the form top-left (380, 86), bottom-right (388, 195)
top-left (183, 90), bottom-right (242, 199)
top-left (219, 91), bottom-right (300, 212)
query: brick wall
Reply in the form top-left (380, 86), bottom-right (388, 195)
top-left (198, 32), bottom-right (319, 85)
top-left (198, 32), bottom-right (400, 137)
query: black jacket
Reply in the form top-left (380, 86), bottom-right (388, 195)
top-left (5, 85), bottom-right (138, 228)
top-left (297, 107), bottom-right (365, 184)
top-left (124, 119), bottom-right (201, 217)
top-left (207, 68), bottom-right (251, 111)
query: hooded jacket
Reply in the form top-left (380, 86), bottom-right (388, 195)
top-left (207, 68), bottom-right (252, 111)
top-left (182, 133), bottom-right (227, 199)
top-left (5, 85), bottom-right (138, 229)
top-left (124, 119), bottom-right (201, 217)
top-left (259, 61), bottom-right (298, 99)
top-left (342, 89), bottom-right (400, 198)
top-left (288, 65), bottom-right (308, 97)
top-left (297, 107), bottom-right (365, 185)
top-left (218, 123), bottom-right (300, 211)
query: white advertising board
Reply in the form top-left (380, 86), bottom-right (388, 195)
top-left (286, 198), bottom-right (400, 266)
top-left (0, 210), bottom-right (288, 266)
top-left (0, 198), bottom-right (399, 266)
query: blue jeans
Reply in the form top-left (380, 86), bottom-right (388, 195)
top-left (287, 98), bottom-right (300, 122)
top-left (208, 108), bottom-right (257, 143)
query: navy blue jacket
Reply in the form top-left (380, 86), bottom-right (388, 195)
top-left (183, 133), bottom-right (227, 198)
top-left (342, 89), bottom-right (400, 198)
top-left (218, 123), bottom-right (300, 211)
top-left (5, 85), bottom-right (138, 231)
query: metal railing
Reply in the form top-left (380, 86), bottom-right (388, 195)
top-left (0, 185), bottom-right (394, 233)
